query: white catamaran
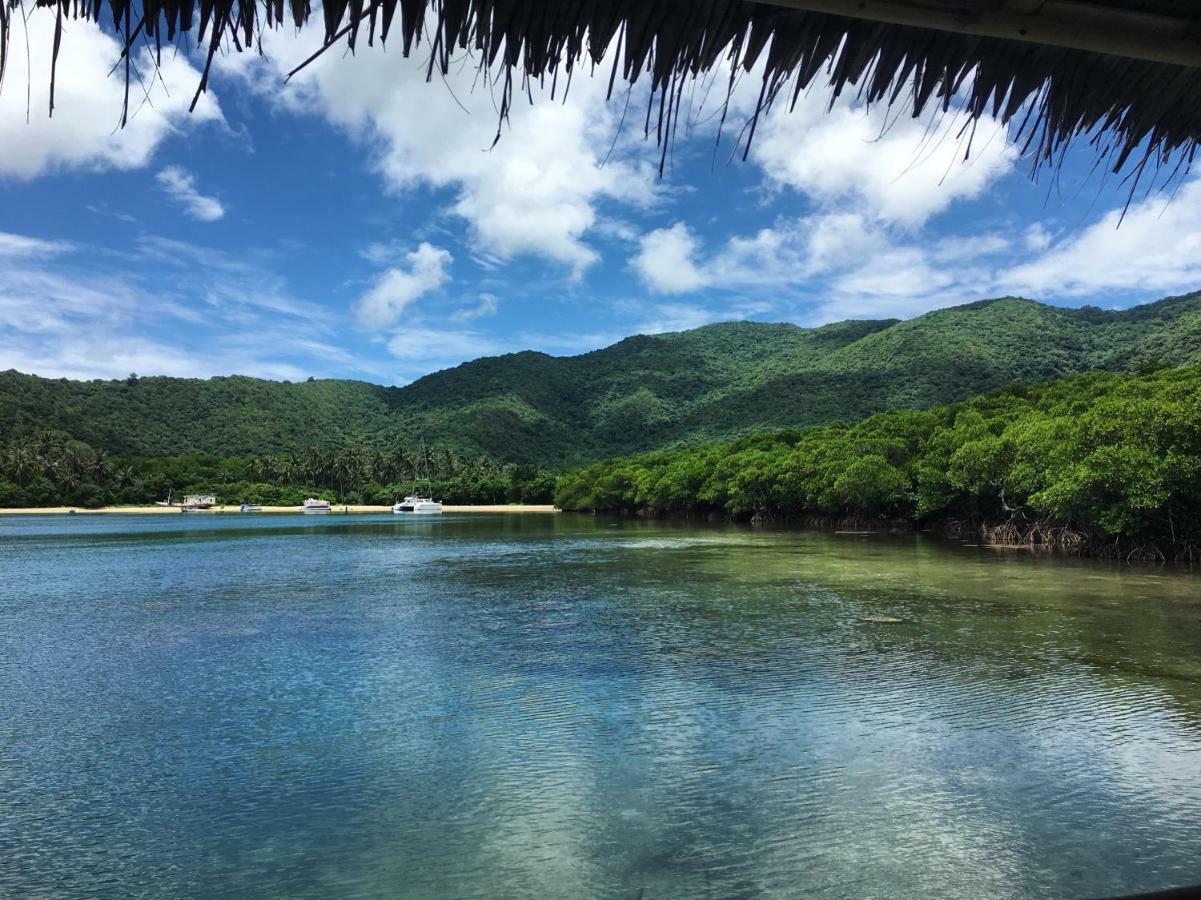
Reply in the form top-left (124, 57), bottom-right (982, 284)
top-left (393, 495), bottom-right (443, 515)
top-left (393, 442), bottom-right (443, 515)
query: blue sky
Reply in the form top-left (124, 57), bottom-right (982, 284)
top-left (2, 16), bottom-right (1200, 385)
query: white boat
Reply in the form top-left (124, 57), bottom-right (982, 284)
top-left (392, 495), bottom-right (443, 515)
top-left (393, 438), bottom-right (443, 515)
top-left (302, 498), bottom-right (331, 514)
top-left (182, 493), bottom-right (216, 510)
top-left (239, 503), bottom-right (262, 512)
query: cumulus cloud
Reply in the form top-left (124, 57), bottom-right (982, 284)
top-left (749, 97), bottom-right (1017, 227)
top-left (632, 71), bottom-right (1020, 301)
top-left (634, 215), bottom-right (891, 296)
top-left (225, 29), bottom-right (659, 275)
top-left (0, 16), bottom-right (221, 179)
top-left (633, 224), bottom-right (708, 293)
top-left (355, 242), bottom-right (453, 327)
top-left (629, 213), bottom-right (999, 321)
top-left (156, 166), bottom-right (225, 221)
top-left (633, 173), bottom-right (1201, 324)
top-left (999, 178), bottom-right (1201, 298)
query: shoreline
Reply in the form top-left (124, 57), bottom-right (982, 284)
top-left (0, 504), bottom-right (559, 515)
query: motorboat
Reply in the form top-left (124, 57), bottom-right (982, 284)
top-left (239, 503), bottom-right (263, 512)
top-left (302, 498), bottom-right (332, 514)
top-left (392, 495), bottom-right (443, 515)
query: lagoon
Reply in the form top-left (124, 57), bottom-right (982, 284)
top-left (1, 513), bottom-right (1199, 898)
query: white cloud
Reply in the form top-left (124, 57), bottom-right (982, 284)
top-left (1023, 223), bottom-right (1053, 252)
top-left (0, 232), bottom-right (72, 257)
top-left (633, 224), bottom-right (708, 293)
top-left (640, 174), bottom-right (1201, 324)
top-left (360, 240), bottom-right (409, 265)
top-left (225, 30), bottom-right (659, 275)
top-left (0, 16), bottom-right (221, 179)
top-left (386, 326), bottom-right (503, 362)
top-left (625, 68), bottom-right (1020, 313)
top-left (355, 242), bottom-right (453, 327)
top-left (452, 293), bottom-right (499, 322)
top-left (0, 231), bottom-right (339, 381)
top-left (633, 214), bottom-right (887, 296)
top-left (749, 95), bottom-right (1016, 227)
top-left (0, 335), bottom-right (307, 382)
top-left (999, 178), bottom-right (1201, 298)
top-left (134, 235), bottom-right (332, 322)
top-left (632, 302), bottom-right (726, 334)
top-left (629, 212), bottom-right (1003, 322)
top-left (0, 260), bottom-right (308, 380)
top-left (156, 166), bottom-right (225, 221)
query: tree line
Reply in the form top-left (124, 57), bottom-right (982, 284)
top-left (555, 366), bottom-right (1201, 560)
top-left (6, 364), bottom-right (1200, 557)
top-left (0, 438), bottom-right (556, 507)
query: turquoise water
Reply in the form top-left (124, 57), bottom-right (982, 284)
top-left (1, 513), bottom-right (1199, 898)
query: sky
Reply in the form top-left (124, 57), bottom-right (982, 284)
top-left (2, 16), bottom-right (1200, 386)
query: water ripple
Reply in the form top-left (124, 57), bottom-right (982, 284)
top-left (0, 514), bottom-right (1199, 898)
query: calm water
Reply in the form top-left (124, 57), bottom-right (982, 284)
top-left (1, 514), bottom-right (1199, 898)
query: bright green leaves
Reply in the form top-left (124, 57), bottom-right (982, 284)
top-left (555, 364), bottom-right (1201, 548)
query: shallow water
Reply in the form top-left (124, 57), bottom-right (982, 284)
top-left (1, 513), bottom-right (1199, 898)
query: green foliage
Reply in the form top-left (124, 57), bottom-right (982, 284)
top-left (3, 293), bottom-right (1201, 466)
top-left (556, 366), bottom-right (1201, 552)
top-left (0, 438), bottom-right (555, 508)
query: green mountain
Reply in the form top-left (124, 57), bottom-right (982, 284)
top-left (3, 293), bottom-right (1200, 465)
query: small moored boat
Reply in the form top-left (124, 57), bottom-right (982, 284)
top-left (392, 495), bottom-right (443, 515)
top-left (239, 502), bottom-right (262, 512)
top-left (302, 498), bottom-right (331, 514)
top-left (393, 438), bottom-right (443, 515)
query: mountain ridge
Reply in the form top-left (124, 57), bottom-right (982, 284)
top-left (2, 292), bottom-right (1200, 464)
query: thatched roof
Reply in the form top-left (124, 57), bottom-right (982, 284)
top-left (4, 0), bottom-right (1201, 187)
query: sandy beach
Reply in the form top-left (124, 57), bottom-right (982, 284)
top-left (0, 504), bottom-right (559, 515)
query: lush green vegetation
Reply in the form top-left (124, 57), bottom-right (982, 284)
top-left (4, 293), bottom-right (1201, 465)
top-left (555, 366), bottom-right (1201, 559)
top-left (0, 437), bottom-right (555, 508)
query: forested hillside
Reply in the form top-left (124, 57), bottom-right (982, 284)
top-left (556, 365), bottom-right (1201, 560)
top-left (3, 292), bottom-right (1200, 465)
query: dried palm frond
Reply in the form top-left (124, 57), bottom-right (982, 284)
top-left (2, 0), bottom-right (1199, 189)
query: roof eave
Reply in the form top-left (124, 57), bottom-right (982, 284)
top-left (757, 0), bottom-right (1201, 68)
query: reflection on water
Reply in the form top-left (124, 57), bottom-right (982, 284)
top-left (1, 513), bottom-right (1199, 898)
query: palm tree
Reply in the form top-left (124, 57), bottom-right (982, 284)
top-left (91, 450), bottom-right (111, 483)
top-left (114, 465), bottom-right (138, 491)
top-left (248, 457), bottom-right (269, 483)
top-left (332, 451), bottom-right (358, 501)
top-left (277, 456), bottom-right (297, 487)
top-left (54, 460), bottom-right (80, 492)
top-left (60, 444), bottom-right (89, 483)
top-left (389, 447), bottom-right (414, 482)
top-left (8, 445), bottom-right (37, 485)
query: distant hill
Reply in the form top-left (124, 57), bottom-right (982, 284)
top-left (3, 292), bottom-right (1200, 464)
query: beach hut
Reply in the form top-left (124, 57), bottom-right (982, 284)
top-left (4, 1), bottom-right (1199, 188)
